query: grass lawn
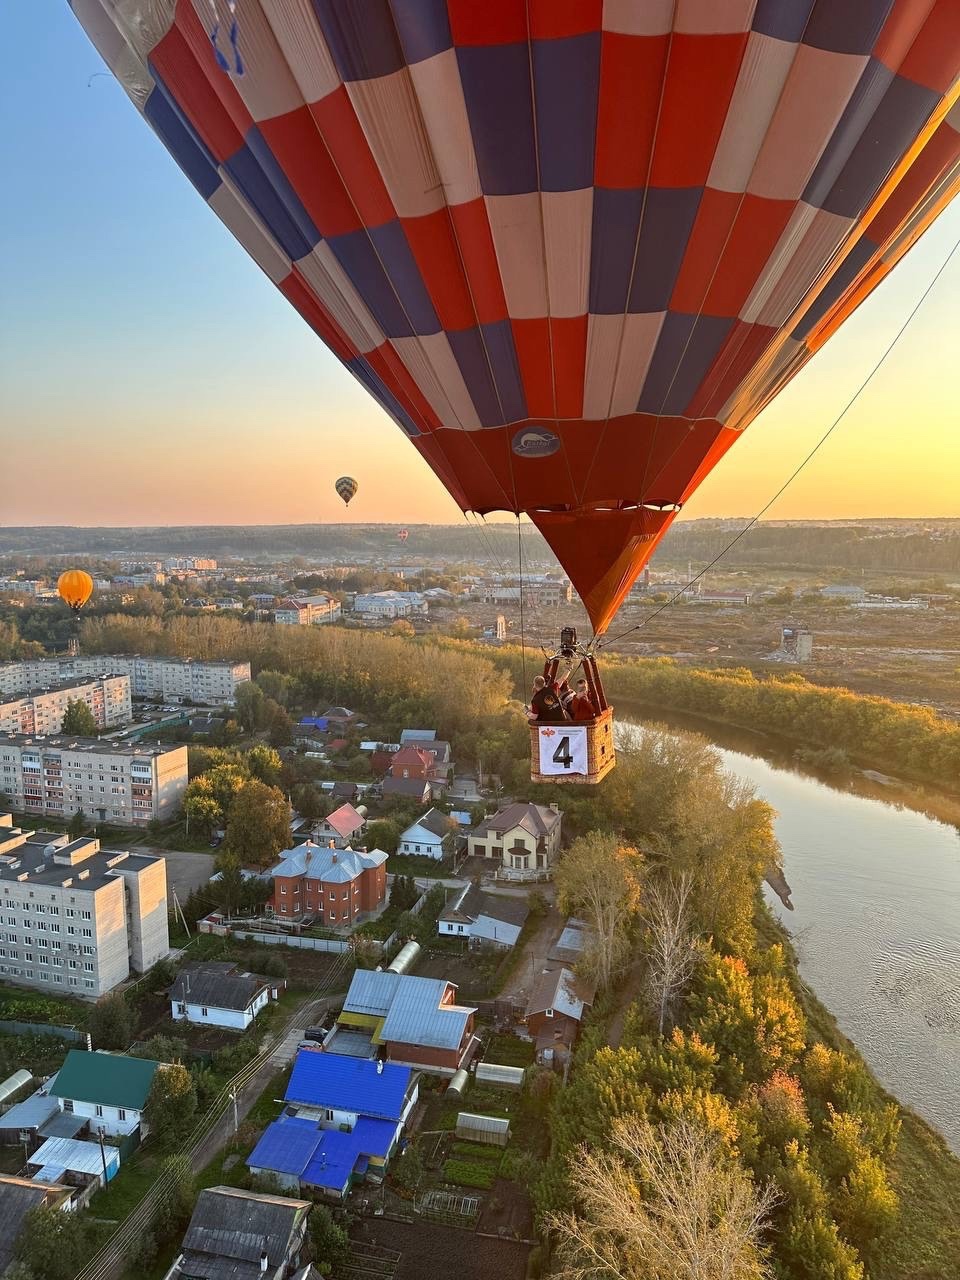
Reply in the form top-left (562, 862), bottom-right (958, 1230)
top-left (485, 1033), bottom-right (535, 1068)
top-left (88, 1149), bottom-right (161, 1221)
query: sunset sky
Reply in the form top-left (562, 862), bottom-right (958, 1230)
top-left (2, 7), bottom-right (958, 529)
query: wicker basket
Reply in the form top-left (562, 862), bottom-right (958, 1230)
top-left (529, 707), bottom-right (616, 785)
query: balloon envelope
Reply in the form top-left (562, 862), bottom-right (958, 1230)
top-left (57, 569), bottom-right (94, 612)
top-left (335, 476), bottom-right (358, 506)
top-left (72, 2), bottom-right (960, 631)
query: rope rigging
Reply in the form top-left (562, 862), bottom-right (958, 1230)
top-left (598, 229), bottom-right (960, 651)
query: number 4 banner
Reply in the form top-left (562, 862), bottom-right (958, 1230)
top-left (538, 726), bottom-right (588, 776)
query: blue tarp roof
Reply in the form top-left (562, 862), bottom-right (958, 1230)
top-left (285, 1052), bottom-right (411, 1122)
top-left (247, 1117), bottom-right (319, 1176)
top-left (299, 716), bottom-right (329, 729)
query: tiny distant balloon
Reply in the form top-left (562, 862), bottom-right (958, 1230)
top-left (335, 476), bottom-right (358, 507)
top-left (57, 569), bottom-right (94, 613)
top-left (397, 529), bottom-right (409, 542)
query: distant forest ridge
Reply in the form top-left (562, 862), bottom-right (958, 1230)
top-left (1, 519), bottom-right (959, 573)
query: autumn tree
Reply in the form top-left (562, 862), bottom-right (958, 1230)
top-left (641, 870), bottom-right (697, 1036)
top-left (145, 1062), bottom-right (198, 1147)
top-left (550, 1114), bottom-right (776, 1280)
top-left (246, 742), bottom-right (282, 785)
top-left (182, 780), bottom-right (222, 838)
top-left (60, 699), bottom-right (98, 736)
top-left (224, 780), bottom-right (291, 868)
top-left (234, 680), bottom-right (265, 733)
top-left (554, 832), bottom-right (643, 989)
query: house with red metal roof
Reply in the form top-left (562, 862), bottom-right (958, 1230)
top-left (313, 802), bottom-right (366, 849)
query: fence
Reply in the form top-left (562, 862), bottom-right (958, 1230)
top-left (0, 1019), bottom-right (85, 1043)
top-left (198, 914), bottom-right (353, 953)
top-left (379, 889), bottom-right (429, 958)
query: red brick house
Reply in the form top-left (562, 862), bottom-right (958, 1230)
top-left (389, 745), bottom-right (432, 780)
top-left (525, 967), bottom-right (594, 1063)
top-left (268, 842), bottom-right (387, 925)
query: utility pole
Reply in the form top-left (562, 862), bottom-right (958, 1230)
top-left (230, 1086), bottom-right (239, 1141)
top-left (96, 1125), bottom-right (110, 1194)
top-left (172, 887), bottom-right (191, 937)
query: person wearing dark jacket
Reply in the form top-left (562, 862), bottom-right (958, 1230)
top-left (529, 675), bottom-right (568, 723)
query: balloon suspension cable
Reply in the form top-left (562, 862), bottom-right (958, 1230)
top-left (600, 229), bottom-right (960, 651)
top-left (516, 516), bottom-right (528, 695)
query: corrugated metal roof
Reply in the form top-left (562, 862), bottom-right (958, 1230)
top-left (343, 970), bottom-right (475, 1052)
top-left (182, 1185), bottom-right (309, 1275)
top-left (170, 967), bottom-right (270, 1012)
top-left (472, 915), bottom-right (523, 946)
top-left (525, 968), bottom-right (594, 1021)
top-left (247, 1118), bottom-right (320, 1176)
top-left (39, 1112), bottom-right (88, 1140)
top-left (29, 1136), bottom-right (119, 1177)
top-left (285, 1051), bottom-right (411, 1121)
top-left (0, 1090), bottom-right (58, 1132)
top-left (49, 1051), bottom-right (159, 1111)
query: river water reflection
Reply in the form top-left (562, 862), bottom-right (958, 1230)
top-left (621, 713), bottom-right (960, 1152)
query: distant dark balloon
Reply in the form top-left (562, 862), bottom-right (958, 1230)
top-left (335, 476), bottom-right (358, 507)
top-left (71, 3), bottom-right (960, 632)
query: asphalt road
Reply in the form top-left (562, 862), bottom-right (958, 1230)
top-left (148, 848), bottom-right (216, 899)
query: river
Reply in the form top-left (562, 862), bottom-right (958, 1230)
top-left (620, 710), bottom-right (960, 1153)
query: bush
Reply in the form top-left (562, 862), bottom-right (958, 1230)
top-left (442, 1158), bottom-right (499, 1189)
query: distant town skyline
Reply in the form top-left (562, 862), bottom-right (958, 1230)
top-left (2, 7), bottom-right (959, 528)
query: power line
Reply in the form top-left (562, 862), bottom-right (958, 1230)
top-left (599, 230), bottom-right (960, 649)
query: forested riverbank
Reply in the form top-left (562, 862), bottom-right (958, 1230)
top-left (530, 728), bottom-right (960, 1280)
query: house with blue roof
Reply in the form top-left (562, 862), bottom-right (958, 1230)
top-left (247, 1053), bottom-right (418, 1201)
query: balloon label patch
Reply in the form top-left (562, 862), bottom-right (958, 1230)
top-left (512, 428), bottom-right (561, 458)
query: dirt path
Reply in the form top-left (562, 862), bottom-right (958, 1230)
top-left (605, 960), bottom-right (646, 1049)
top-left (498, 907), bottom-right (566, 1005)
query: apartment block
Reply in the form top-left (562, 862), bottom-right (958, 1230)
top-left (273, 594), bottom-right (342, 625)
top-left (0, 676), bottom-right (131, 736)
top-left (0, 822), bottom-right (169, 997)
top-left (0, 735), bottom-right (188, 825)
top-left (0, 656), bottom-right (250, 706)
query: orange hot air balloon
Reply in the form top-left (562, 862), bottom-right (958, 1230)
top-left (57, 570), bottom-right (94, 614)
top-left (70, 3), bottom-right (960, 636)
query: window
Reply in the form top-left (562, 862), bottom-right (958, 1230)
top-left (84, 962), bottom-right (94, 972)
top-left (81, 910), bottom-right (91, 920)
top-left (545, 1008), bottom-right (554, 1018)
top-left (279, 885), bottom-right (286, 894)
top-left (118, 1108), bottom-right (126, 1121)
top-left (457, 925), bottom-right (464, 933)
top-left (201, 1006), bottom-right (208, 1017)
top-left (95, 1104), bottom-right (103, 1117)
top-left (63, 1099), bottom-right (73, 1112)
top-left (176, 1002), bottom-right (186, 1014)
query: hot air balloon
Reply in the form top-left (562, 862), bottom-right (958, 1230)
top-left (70, 1), bottom-right (960, 778)
top-left (397, 529), bottom-right (409, 542)
top-left (57, 569), bottom-right (94, 658)
top-left (335, 476), bottom-right (358, 507)
top-left (57, 570), bottom-right (94, 614)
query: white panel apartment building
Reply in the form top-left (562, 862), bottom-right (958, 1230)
top-left (0, 735), bottom-right (188, 825)
top-left (0, 676), bottom-right (131, 736)
top-left (0, 823), bottom-right (168, 997)
top-left (0, 657), bottom-right (250, 706)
